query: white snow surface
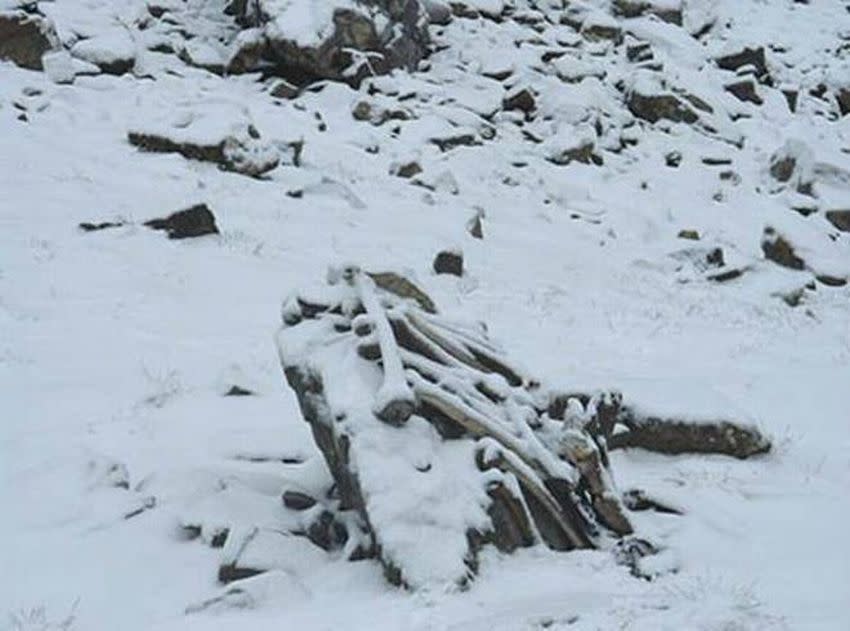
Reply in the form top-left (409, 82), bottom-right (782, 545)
top-left (2, 0), bottom-right (850, 629)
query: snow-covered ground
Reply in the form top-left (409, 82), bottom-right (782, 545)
top-left (2, 1), bottom-right (849, 629)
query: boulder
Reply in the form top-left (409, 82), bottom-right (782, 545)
top-left (0, 9), bottom-right (58, 70)
top-left (226, 0), bottom-right (430, 86)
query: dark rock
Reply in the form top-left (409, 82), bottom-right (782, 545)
top-left (394, 161), bottom-right (422, 178)
top-left (665, 151), bottom-right (682, 168)
top-left (837, 89), bottom-right (850, 117)
top-left (581, 22), bottom-right (622, 44)
top-left (0, 10), bottom-right (58, 70)
top-left (430, 133), bottom-right (479, 152)
top-left (282, 490), bottom-right (318, 511)
top-left (467, 212), bottom-right (484, 239)
top-left (224, 385), bottom-right (254, 396)
top-left (144, 204), bottom-right (220, 239)
top-left (79, 220), bottom-right (125, 232)
top-left (628, 92), bottom-right (698, 124)
top-left (270, 80), bottom-right (300, 99)
top-left (228, 0), bottom-right (430, 87)
top-left (761, 227), bottom-right (805, 270)
top-left (702, 157), bottom-right (732, 166)
top-left (715, 47), bottom-right (770, 82)
top-left (433, 249), bottom-right (463, 276)
top-left (502, 88), bottom-right (535, 115)
top-left (613, 0), bottom-right (682, 25)
top-left (825, 209), bottom-right (850, 232)
top-left (547, 142), bottom-right (601, 167)
top-left (782, 89), bottom-right (798, 113)
top-left (706, 267), bottom-right (745, 282)
top-left (610, 413), bottom-right (771, 459)
top-left (725, 79), bottom-right (762, 105)
top-left (677, 229), bottom-right (700, 241)
top-left (128, 127), bottom-right (280, 177)
top-left (815, 274), bottom-right (847, 287)
top-left (769, 155), bottom-right (796, 183)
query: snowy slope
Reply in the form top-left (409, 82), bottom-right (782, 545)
top-left (2, 0), bottom-right (850, 629)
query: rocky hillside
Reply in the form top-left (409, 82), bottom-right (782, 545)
top-left (2, 1), bottom-right (849, 630)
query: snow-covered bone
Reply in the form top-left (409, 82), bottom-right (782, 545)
top-left (275, 267), bottom-right (768, 589)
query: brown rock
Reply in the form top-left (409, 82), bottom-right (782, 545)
top-left (0, 10), bottom-right (58, 70)
top-left (761, 227), bottom-right (805, 270)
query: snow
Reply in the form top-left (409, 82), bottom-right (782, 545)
top-left (263, 0), bottom-right (358, 48)
top-left (2, 0), bottom-right (850, 629)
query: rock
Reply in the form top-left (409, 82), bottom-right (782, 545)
top-left (782, 89), bottom-right (798, 113)
top-left (422, 0), bottom-right (452, 25)
top-left (433, 249), bottom-right (463, 276)
top-left (815, 274), bottom-right (847, 287)
top-left (725, 79), bottom-right (762, 105)
top-left (71, 29), bottom-right (136, 75)
top-left (825, 209), bottom-right (850, 232)
top-left (761, 227), bottom-right (805, 270)
top-left (837, 88), bottom-right (850, 117)
top-left (144, 203), bottom-right (219, 239)
top-left (79, 220), bottom-right (125, 232)
top-left (767, 140), bottom-right (815, 196)
top-left (502, 87), bottom-right (535, 115)
top-left (270, 80), bottom-right (300, 99)
top-left (613, 0), bottom-right (682, 25)
top-left (179, 41), bottom-right (225, 74)
top-left (42, 50), bottom-right (77, 84)
top-left (224, 385), bottom-right (254, 396)
top-left (677, 229), bottom-right (700, 240)
top-left (467, 211), bottom-right (484, 239)
top-left (715, 46), bottom-right (770, 83)
top-left (128, 108), bottom-right (281, 177)
top-left (282, 490), bottom-right (317, 511)
top-left (0, 9), bottom-right (58, 70)
top-left (628, 91), bottom-right (698, 124)
top-left (227, 0), bottom-right (430, 86)
top-left (665, 151), bottom-right (682, 167)
top-left (393, 161), bottom-right (422, 179)
top-left (580, 14), bottom-right (622, 44)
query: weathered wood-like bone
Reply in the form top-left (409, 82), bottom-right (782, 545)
top-left (276, 267), bottom-right (772, 588)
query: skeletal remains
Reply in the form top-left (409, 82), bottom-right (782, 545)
top-left (263, 265), bottom-right (770, 589)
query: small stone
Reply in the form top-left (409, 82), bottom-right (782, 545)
top-left (715, 47), bottom-right (769, 82)
top-left (79, 220), bottom-right (125, 232)
top-left (433, 249), bottom-right (463, 276)
top-left (270, 80), bottom-right (299, 99)
top-left (665, 151), bottom-right (682, 167)
top-left (677, 229), bottom-right (700, 240)
top-left (725, 79), bottom-right (762, 105)
top-left (394, 161), bottom-right (422, 179)
top-left (502, 88), bottom-right (536, 114)
top-left (282, 490), bottom-right (317, 511)
top-left (825, 210), bottom-right (850, 232)
top-left (467, 212), bottom-right (484, 239)
top-left (144, 203), bottom-right (219, 239)
top-left (224, 385), bottom-right (254, 396)
top-left (761, 227), bottom-right (805, 270)
top-left (815, 274), bottom-right (847, 287)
